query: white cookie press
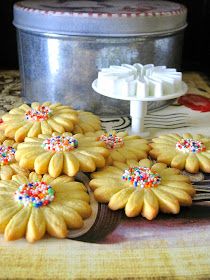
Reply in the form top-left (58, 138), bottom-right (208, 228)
top-left (92, 64), bottom-right (188, 137)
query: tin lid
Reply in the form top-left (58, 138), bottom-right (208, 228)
top-left (13, 0), bottom-right (187, 37)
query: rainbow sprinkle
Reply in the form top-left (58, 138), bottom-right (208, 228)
top-left (25, 105), bottom-right (52, 121)
top-left (0, 145), bottom-right (16, 166)
top-left (14, 181), bottom-right (55, 208)
top-left (176, 138), bottom-right (206, 153)
top-left (42, 135), bottom-right (78, 152)
top-left (99, 133), bottom-right (124, 149)
top-left (122, 167), bottom-right (161, 188)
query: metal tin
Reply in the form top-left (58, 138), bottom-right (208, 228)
top-left (13, 0), bottom-right (187, 116)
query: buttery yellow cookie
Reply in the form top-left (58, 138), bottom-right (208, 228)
top-left (0, 131), bottom-right (6, 143)
top-left (0, 102), bottom-right (79, 142)
top-left (73, 110), bottom-right (102, 134)
top-left (15, 132), bottom-right (110, 177)
top-left (90, 158), bottom-right (195, 220)
top-left (150, 133), bottom-right (210, 173)
top-left (84, 130), bottom-right (150, 165)
top-left (0, 138), bottom-right (29, 180)
top-left (0, 172), bottom-right (92, 242)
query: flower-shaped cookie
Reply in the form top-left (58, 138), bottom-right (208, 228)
top-left (0, 102), bottom-right (79, 142)
top-left (90, 158), bottom-right (195, 220)
top-left (0, 131), bottom-right (6, 143)
top-left (73, 110), bottom-right (102, 134)
top-left (150, 133), bottom-right (210, 173)
top-left (84, 130), bottom-right (150, 165)
top-left (15, 132), bottom-right (109, 177)
top-left (0, 172), bottom-right (92, 242)
top-left (0, 138), bottom-right (29, 180)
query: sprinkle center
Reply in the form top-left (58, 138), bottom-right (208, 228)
top-left (176, 138), bottom-right (206, 153)
top-left (99, 133), bottom-right (124, 149)
top-left (25, 105), bottom-right (52, 121)
top-left (122, 167), bottom-right (161, 188)
top-left (42, 135), bottom-right (78, 152)
top-left (0, 145), bottom-right (16, 166)
top-left (14, 181), bottom-right (55, 208)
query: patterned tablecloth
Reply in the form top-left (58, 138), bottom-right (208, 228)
top-left (0, 71), bottom-right (210, 279)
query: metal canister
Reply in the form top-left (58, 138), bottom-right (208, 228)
top-left (13, 0), bottom-right (187, 116)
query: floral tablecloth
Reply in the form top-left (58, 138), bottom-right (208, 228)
top-left (0, 70), bottom-right (210, 280)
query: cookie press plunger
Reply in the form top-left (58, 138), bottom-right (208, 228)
top-left (130, 98), bottom-right (148, 136)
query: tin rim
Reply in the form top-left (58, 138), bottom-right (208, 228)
top-left (13, 1), bottom-right (187, 37)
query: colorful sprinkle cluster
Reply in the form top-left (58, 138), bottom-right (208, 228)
top-left (99, 133), bottom-right (124, 149)
top-left (25, 105), bottom-right (52, 121)
top-left (176, 138), bottom-right (206, 153)
top-left (14, 181), bottom-right (55, 208)
top-left (122, 167), bottom-right (161, 188)
top-left (42, 135), bottom-right (78, 152)
top-left (0, 145), bottom-right (16, 166)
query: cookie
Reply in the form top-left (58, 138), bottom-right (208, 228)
top-left (0, 131), bottom-right (6, 143)
top-left (84, 130), bottom-right (150, 165)
top-left (73, 110), bottom-right (102, 134)
top-left (0, 138), bottom-right (29, 180)
top-left (0, 172), bottom-right (92, 242)
top-left (0, 102), bottom-right (79, 142)
top-left (150, 133), bottom-right (210, 173)
top-left (89, 158), bottom-right (195, 220)
top-left (15, 132), bottom-right (110, 177)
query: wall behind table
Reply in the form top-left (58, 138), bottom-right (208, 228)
top-left (0, 0), bottom-right (209, 74)
top-left (173, 0), bottom-right (210, 74)
top-left (0, 0), bottom-right (18, 69)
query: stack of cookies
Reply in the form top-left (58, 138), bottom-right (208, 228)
top-left (0, 102), bottom-right (102, 242)
top-left (1, 102), bottom-right (209, 243)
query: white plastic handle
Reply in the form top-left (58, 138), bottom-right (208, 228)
top-left (130, 100), bottom-right (150, 137)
